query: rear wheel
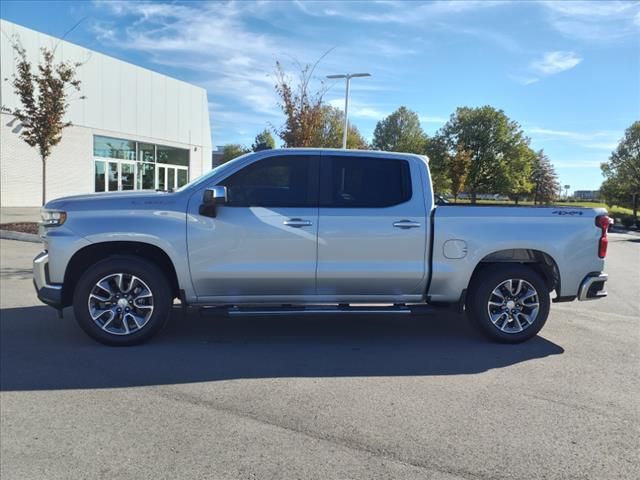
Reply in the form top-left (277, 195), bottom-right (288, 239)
top-left (73, 256), bottom-right (172, 346)
top-left (466, 264), bottom-right (550, 343)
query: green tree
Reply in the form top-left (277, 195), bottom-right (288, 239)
top-left (274, 59), bottom-right (327, 147)
top-left (531, 150), bottom-right (559, 205)
top-left (449, 145), bottom-right (472, 203)
top-left (2, 38), bottom-right (83, 205)
top-left (423, 134), bottom-right (451, 195)
top-left (312, 105), bottom-right (368, 149)
top-left (439, 106), bottom-right (534, 203)
top-left (504, 142), bottom-right (535, 205)
top-left (371, 106), bottom-right (427, 153)
top-left (252, 129), bottom-right (276, 151)
top-left (221, 144), bottom-right (250, 164)
top-left (600, 121), bottom-right (640, 222)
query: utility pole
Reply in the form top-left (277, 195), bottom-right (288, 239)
top-left (326, 73), bottom-right (371, 149)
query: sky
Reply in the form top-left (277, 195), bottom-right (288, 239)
top-left (1, 0), bottom-right (639, 192)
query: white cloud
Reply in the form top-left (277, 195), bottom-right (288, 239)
top-left (513, 51), bottom-right (582, 85)
top-left (540, 0), bottom-right (640, 41)
top-left (531, 51), bottom-right (582, 75)
top-left (419, 115), bottom-right (448, 124)
top-left (294, 0), bottom-right (505, 25)
top-left (529, 127), bottom-right (621, 151)
top-left (553, 160), bottom-right (604, 168)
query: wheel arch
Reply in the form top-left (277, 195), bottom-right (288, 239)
top-left (468, 248), bottom-right (560, 295)
top-left (62, 241), bottom-right (180, 307)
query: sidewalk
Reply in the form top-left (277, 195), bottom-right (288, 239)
top-left (0, 207), bottom-right (40, 224)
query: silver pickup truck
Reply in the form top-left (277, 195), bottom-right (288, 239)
top-left (33, 149), bottom-right (610, 345)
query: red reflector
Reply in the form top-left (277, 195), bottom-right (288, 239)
top-left (599, 236), bottom-right (608, 258)
top-left (596, 215), bottom-right (609, 259)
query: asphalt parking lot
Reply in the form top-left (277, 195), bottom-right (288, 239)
top-left (1, 235), bottom-right (638, 480)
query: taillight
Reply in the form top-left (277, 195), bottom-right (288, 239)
top-left (596, 215), bottom-right (609, 258)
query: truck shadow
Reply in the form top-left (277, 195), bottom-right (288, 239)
top-left (0, 306), bottom-right (564, 392)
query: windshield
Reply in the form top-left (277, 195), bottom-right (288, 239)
top-left (175, 152), bottom-right (253, 192)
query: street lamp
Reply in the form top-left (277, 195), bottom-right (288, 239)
top-left (326, 72), bottom-right (371, 149)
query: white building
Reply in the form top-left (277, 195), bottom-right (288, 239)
top-left (0, 19), bottom-right (212, 207)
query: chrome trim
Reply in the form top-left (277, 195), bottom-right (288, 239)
top-left (393, 220), bottom-right (421, 229)
top-left (33, 252), bottom-right (60, 293)
top-left (577, 273), bottom-right (608, 301)
top-left (33, 251), bottom-right (63, 307)
top-left (211, 185), bottom-right (228, 203)
top-left (283, 218), bottom-right (313, 228)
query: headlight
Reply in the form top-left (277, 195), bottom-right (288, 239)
top-left (40, 210), bottom-right (67, 227)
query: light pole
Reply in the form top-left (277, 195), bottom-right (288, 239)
top-left (326, 73), bottom-right (371, 149)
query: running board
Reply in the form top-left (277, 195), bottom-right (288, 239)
top-left (199, 304), bottom-right (439, 317)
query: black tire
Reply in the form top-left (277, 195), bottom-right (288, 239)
top-left (72, 255), bottom-right (172, 346)
top-left (466, 264), bottom-right (550, 343)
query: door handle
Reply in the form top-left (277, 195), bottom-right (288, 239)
top-left (393, 220), bottom-right (421, 229)
top-left (284, 218), bottom-right (313, 228)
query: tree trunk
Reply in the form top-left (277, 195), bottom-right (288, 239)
top-left (471, 191), bottom-right (477, 204)
top-left (633, 193), bottom-right (638, 224)
top-left (454, 194), bottom-right (457, 203)
top-left (42, 157), bottom-right (46, 206)
top-left (514, 196), bottom-right (519, 205)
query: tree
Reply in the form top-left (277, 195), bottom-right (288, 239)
top-left (600, 121), bottom-right (640, 222)
top-left (423, 134), bottom-right (451, 195)
top-left (371, 106), bottom-right (427, 153)
top-left (3, 38), bottom-right (83, 205)
top-left (312, 105), bottom-right (368, 149)
top-left (531, 150), bottom-right (559, 205)
top-left (274, 59), bottom-right (326, 147)
top-left (221, 144), bottom-right (250, 164)
top-left (504, 142), bottom-right (535, 205)
top-left (439, 106), bottom-right (535, 203)
top-left (449, 145), bottom-right (472, 203)
top-left (252, 129), bottom-right (276, 151)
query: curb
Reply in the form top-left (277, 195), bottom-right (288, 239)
top-left (0, 229), bottom-right (41, 243)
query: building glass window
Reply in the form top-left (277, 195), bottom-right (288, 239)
top-left (138, 143), bottom-right (155, 163)
top-left (94, 135), bottom-right (136, 161)
top-left (93, 135), bottom-right (190, 192)
top-left (95, 161), bottom-right (106, 192)
top-left (157, 145), bottom-right (189, 166)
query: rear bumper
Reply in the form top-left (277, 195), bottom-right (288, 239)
top-left (33, 251), bottom-right (63, 308)
top-left (577, 273), bottom-right (608, 301)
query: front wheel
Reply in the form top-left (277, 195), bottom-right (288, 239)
top-left (466, 265), bottom-right (550, 343)
top-left (73, 256), bottom-right (172, 346)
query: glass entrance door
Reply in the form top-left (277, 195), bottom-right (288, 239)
top-left (120, 162), bottom-right (136, 190)
top-left (156, 165), bottom-right (188, 191)
top-left (96, 160), bottom-right (137, 192)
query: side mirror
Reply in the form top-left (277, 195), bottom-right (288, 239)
top-left (199, 186), bottom-right (228, 217)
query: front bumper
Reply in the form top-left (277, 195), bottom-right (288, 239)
top-left (577, 273), bottom-right (608, 301)
top-left (33, 251), bottom-right (63, 308)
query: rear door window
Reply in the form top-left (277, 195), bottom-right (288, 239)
top-left (320, 156), bottom-right (412, 208)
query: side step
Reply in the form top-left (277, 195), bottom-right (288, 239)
top-left (199, 304), bottom-right (439, 317)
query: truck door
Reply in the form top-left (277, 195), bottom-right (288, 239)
top-left (316, 153), bottom-right (428, 296)
top-left (187, 154), bottom-right (319, 300)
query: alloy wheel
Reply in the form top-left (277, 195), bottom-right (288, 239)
top-left (87, 273), bottom-right (154, 335)
top-left (486, 278), bottom-right (540, 334)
